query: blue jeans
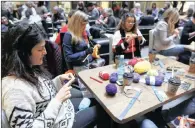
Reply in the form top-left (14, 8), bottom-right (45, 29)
top-left (159, 45), bottom-right (184, 56)
top-left (140, 119), bottom-right (158, 128)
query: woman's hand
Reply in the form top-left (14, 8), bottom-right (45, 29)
top-left (59, 73), bottom-right (75, 85)
top-left (178, 117), bottom-right (195, 128)
top-left (173, 29), bottom-right (179, 37)
top-left (55, 73), bottom-right (75, 103)
top-left (125, 33), bottom-right (137, 42)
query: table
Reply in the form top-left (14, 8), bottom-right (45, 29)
top-left (78, 55), bottom-right (195, 124)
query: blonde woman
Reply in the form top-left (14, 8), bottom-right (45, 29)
top-left (153, 8), bottom-right (185, 56)
top-left (62, 10), bottom-right (93, 72)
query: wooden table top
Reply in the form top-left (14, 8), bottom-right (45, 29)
top-left (78, 55), bottom-right (195, 124)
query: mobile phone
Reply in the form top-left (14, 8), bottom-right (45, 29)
top-left (116, 80), bottom-right (123, 86)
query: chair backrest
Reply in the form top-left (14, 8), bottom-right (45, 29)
top-left (2, 109), bottom-right (10, 128)
top-left (44, 40), bottom-right (64, 77)
top-left (149, 29), bottom-right (155, 51)
top-left (60, 32), bottom-right (73, 71)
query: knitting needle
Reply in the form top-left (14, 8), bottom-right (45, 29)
top-left (90, 77), bottom-right (103, 83)
top-left (82, 54), bottom-right (90, 63)
top-left (177, 116), bottom-right (195, 123)
top-left (188, 35), bottom-right (195, 40)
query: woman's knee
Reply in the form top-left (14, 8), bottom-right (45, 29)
top-left (140, 119), bottom-right (158, 128)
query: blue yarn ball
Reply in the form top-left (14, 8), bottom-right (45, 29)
top-left (106, 84), bottom-right (117, 96)
top-left (145, 76), bottom-right (163, 86)
top-left (133, 73), bottom-right (140, 83)
top-left (109, 73), bottom-right (118, 83)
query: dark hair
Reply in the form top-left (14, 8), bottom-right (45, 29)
top-left (86, 2), bottom-right (93, 7)
top-left (122, 2), bottom-right (128, 8)
top-left (2, 22), bottom-right (51, 96)
top-left (146, 9), bottom-right (152, 15)
top-left (38, 1), bottom-right (44, 7)
top-left (118, 13), bottom-right (137, 34)
top-left (193, 12), bottom-right (195, 19)
top-left (187, 8), bottom-right (194, 18)
top-left (25, 8), bottom-right (33, 19)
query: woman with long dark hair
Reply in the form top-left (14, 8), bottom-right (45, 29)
top-left (2, 22), bottom-right (109, 128)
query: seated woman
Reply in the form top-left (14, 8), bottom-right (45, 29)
top-left (179, 12), bottom-right (195, 64)
top-left (96, 8), bottom-right (117, 28)
top-left (139, 9), bottom-right (155, 26)
top-left (62, 10), bottom-right (94, 73)
top-left (112, 12), bottom-right (145, 59)
top-left (153, 8), bottom-right (185, 57)
top-left (1, 22), bottom-right (109, 128)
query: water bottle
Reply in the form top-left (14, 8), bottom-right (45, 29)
top-left (117, 55), bottom-right (125, 82)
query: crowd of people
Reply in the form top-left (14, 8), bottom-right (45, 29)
top-left (1, 1), bottom-right (195, 128)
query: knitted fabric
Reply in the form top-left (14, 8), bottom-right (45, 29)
top-left (2, 76), bottom-right (75, 128)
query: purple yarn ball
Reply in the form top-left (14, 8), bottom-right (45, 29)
top-left (145, 76), bottom-right (163, 86)
top-left (133, 73), bottom-right (140, 83)
top-left (106, 84), bottom-right (117, 96)
top-left (109, 73), bottom-right (118, 83)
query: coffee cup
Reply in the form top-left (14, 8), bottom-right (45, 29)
top-left (189, 57), bottom-right (195, 73)
top-left (149, 49), bottom-right (158, 63)
top-left (123, 73), bottom-right (133, 86)
top-left (167, 77), bottom-right (181, 95)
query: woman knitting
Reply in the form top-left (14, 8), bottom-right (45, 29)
top-left (112, 12), bottom-right (145, 59)
top-left (62, 10), bottom-right (99, 73)
top-left (1, 22), bottom-right (109, 128)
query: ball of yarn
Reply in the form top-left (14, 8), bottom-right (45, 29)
top-left (147, 69), bottom-right (159, 76)
top-left (133, 73), bottom-right (140, 83)
top-left (99, 71), bottom-right (110, 80)
top-left (145, 76), bottom-right (164, 86)
top-left (106, 84), bottom-right (117, 96)
top-left (128, 58), bottom-right (144, 67)
top-left (134, 60), bottom-right (151, 74)
top-left (110, 72), bottom-right (118, 83)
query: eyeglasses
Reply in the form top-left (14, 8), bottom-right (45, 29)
top-left (126, 22), bottom-right (135, 25)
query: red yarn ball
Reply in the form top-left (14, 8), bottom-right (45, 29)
top-left (99, 71), bottom-right (110, 80)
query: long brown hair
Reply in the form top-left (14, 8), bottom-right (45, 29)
top-left (117, 12), bottom-right (137, 34)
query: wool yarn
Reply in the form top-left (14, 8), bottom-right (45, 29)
top-left (110, 72), bottom-right (118, 83)
top-left (147, 69), bottom-right (159, 76)
top-left (145, 76), bottom-right (164, 86)
top-left (99, 71), bottom-right (110, 80)
top-left (128, 58), bottom-right (144, 67)
top-left (134, 60), bottom-right (151, 74)
top-left (106, 84), bottom-right (117, 96)
top-left (133, 73), bottom-right (140, 83)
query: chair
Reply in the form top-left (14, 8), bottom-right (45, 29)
top-left (149, 29), bottom-right (155, 51)
top-left (140, 25), bottom-right (156, 46)
top-left (44, 40), bottom-right (64, 77)
top-left (1, 109), bottom-right (10, 128)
